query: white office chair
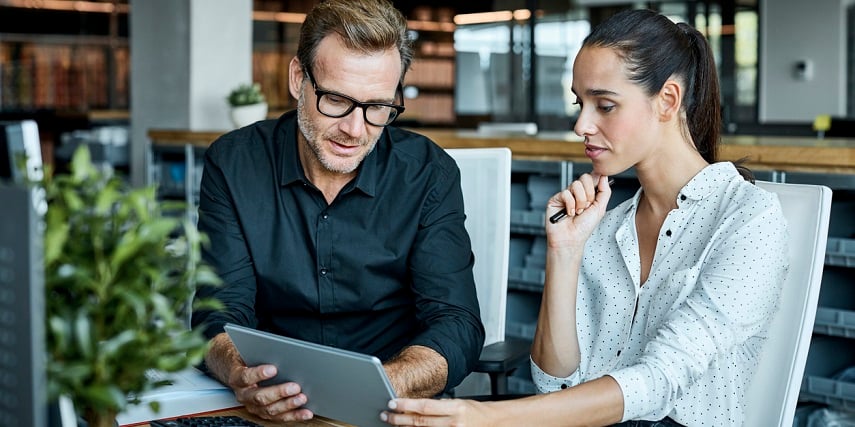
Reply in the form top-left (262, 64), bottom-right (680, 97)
top-left (444, 148), bottom-right (528, 397)
top-left (745, 181), bottom-right (832, 426)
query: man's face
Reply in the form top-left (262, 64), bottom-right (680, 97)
top-left (292, 35), bottom-right (402, 176)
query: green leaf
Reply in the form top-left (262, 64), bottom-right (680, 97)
top-left (74, 311), bottom-right (94, 359)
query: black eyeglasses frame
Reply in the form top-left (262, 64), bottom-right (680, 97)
top-left (303, 68), bottom-right (405, 127)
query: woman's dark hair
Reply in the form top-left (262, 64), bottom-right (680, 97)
top-left (583, 9), bottom-right (753, 181)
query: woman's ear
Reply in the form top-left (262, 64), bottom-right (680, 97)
top-left (657, 79), bottom-right (683, 122)
top-left (288, 57), bottom-right (304, 100)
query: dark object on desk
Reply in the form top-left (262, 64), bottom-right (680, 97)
top-left (824, 117), bottom-right (855, 137)
top-left (150, 415), bottom-right (261, 427)
top-left (472, 337), bottom-right (532, 396)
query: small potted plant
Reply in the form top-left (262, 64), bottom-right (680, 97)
top-left (227, 82), bottom-right (268, 128)
top-left (43, 146), bottom-right (222, 427)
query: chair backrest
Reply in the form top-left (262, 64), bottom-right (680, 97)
top-left (445, 148), bottom-right (512, 347)
top-left (745, 181), bottom-right (832, 426)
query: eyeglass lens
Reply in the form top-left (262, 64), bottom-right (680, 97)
top-left (317, 93), bottom-right (399, 126)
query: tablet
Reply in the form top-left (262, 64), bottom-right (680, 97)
top-left (224, 323), bottom-right (396, 427)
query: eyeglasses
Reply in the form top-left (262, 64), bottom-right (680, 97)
top-left (304, 68), bottom-right (405, 127)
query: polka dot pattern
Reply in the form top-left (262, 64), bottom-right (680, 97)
top-left (531, 162), bottom-right (789, 426)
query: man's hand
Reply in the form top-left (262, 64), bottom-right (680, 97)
top-left (205, 332), bottom-right (313, 422)
top-left (227, 364), bottom-right (314, 422)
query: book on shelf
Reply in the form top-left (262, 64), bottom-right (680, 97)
top-left (116, 367), bottom-right (241, 426)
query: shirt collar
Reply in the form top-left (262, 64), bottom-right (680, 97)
top-left (623, 161), bottom-right (739, 213)
top-left (679, 161), bottom-right (739, 202)
top-left (276, 111), bottom-right (381, 198)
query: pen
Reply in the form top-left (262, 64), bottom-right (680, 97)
top-left (548, 178), bottom-right (615, 224)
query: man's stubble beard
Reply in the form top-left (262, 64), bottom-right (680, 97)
top-left (296, 92), bottom-right (380, 175)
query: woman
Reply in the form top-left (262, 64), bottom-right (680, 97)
top-left (382, 8), bottom-right (788, 427)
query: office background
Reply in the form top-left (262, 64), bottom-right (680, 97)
top-left (1, 0), bottom-right (853, 425)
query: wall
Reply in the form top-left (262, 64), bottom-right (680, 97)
top-left (759, 0), bottom-right (851, 122)
top-left (129, 0), bottom-right (251, 186)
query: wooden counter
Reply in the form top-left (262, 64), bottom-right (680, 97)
top-left (148, 128), bottom-right (855, 175)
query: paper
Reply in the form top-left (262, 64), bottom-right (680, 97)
top-left (116, 367), bottom-right (241, 426)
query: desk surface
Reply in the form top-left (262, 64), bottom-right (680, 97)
top-left (140, 407), bottom-right (356, 426)
top-left (148, 128), bottom-right (855, 175)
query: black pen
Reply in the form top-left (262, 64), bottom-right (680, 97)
top-left (548, 178), bottom-right (615, 224)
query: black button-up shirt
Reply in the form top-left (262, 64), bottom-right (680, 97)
top-left (191, 111), bottom-right (485, 390)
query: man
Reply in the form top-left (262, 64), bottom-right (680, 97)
top-left (190, 0), bottom-right (484, 423)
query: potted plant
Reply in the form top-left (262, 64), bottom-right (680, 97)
top-left (227, 82), bottom-right (268, 128)
top-left (42, 146), bottom-right (222, 427)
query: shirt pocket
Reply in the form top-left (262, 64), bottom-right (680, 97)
top-left (644, 264), bottom-right (701, 338)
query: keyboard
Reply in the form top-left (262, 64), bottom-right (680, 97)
top-left (149, 415), bottom-right (263, 427)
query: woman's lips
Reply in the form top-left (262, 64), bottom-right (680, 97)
top-left (585, 144), bottom-right (607, 159)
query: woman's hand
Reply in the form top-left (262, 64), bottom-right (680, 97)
top-left (545, 174), bottom-right (612, 249)
top-left (381, 398), bottom-right (497, 427)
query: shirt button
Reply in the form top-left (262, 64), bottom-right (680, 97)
top-left (680, 194), bottom-right (687, 201)
top-left (560, 384), bottom-right (568, 389)
top-left (319, 268), bottom-right (328, 276)
top-left (665, 229), bottom-right (672, 237)
top-left (322, 213), bottom-right (328, 220)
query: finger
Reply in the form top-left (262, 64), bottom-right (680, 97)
top-left (247, 392), bottom-right (311, 420)
top-left (568, 180), bottom-right (592, 214)
top-left (593, 176), bottom-right (613, 210)
top-left (382, 411), bottom-right (450, 426)
top-left (237, 381), bottom-right (302, 407)
top-left (234, 364), bottom-right (277, 388)
top-left (245, 400), bottom-right (314, 422)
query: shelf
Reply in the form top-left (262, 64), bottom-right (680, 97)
top-left (801, 375), bottom-right (855, 411)
top-left (510, 209), bottom-right (545, 235)
top-left (508, 267), bottom-right (545, 293)
top-left (826, 237), bottom-right (855, 267)
top-left (814, 307), bottom-right (855, 339)
top-left (506, 320), bottom-right (537, 341)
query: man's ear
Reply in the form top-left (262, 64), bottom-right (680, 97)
top-left (288, 57), bottom-right (304, 100)
top-left (657, 79), bottom-right (683, 122)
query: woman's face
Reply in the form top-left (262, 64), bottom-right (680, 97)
top-left (572, 46), bottom-right (660, 177)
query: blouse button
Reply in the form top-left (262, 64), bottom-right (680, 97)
top-left (560, 384), bottom-right (568, 389)
top-left (665, 229), bottom-right (672, 237)
top-left (680, 194), bottom-right (687, 201)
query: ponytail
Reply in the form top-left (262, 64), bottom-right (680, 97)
top-left (584, 9), bottom-right (754, 181)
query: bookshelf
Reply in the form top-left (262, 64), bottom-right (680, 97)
top-left (0, 2), bottom-right (460, 128)
top-left (0, 1), bottom-right (130, 112)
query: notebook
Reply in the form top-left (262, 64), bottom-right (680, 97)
top-left (224, 323), bottom-right (396, 427)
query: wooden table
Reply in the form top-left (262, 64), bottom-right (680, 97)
top-left (139, 407), bottom-right (356, 426)
top-left (147, 128), bottom-right (855, 175)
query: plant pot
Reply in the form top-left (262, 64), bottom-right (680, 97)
top-left (230, 102), bottom-right (268, 128)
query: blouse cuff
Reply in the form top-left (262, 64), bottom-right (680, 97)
top-left (530, 356), bottom-right (581, 393)
top-left (608, 365), bottom-right (660, 422)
